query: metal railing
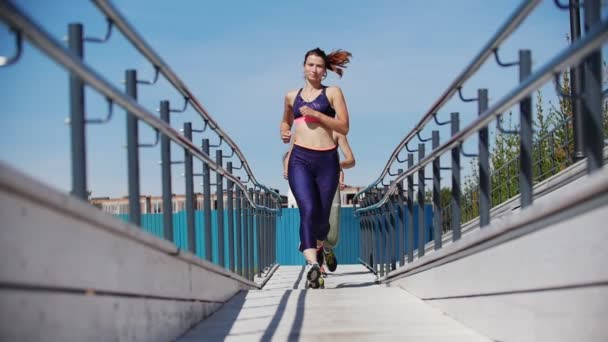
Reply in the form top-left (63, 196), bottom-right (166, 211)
top-left (354, 0), bottom-right (606, 277)
top-left (443, 115), bottom-right (576, 231)
top-left (0, 0), bottom-right (278, 281)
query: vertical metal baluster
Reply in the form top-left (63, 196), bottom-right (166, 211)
top-left (432, 130), bottom-right (442, 250)
top-left (216, 150), bottom-right (225, 268)
top-left (183, 123), bottom-right (195, 253)
top-left (570, 0), bottom-right (585, 162)
top-left (478, 89), bottom-right (490, 227)
top-left (255, 190), bottom-right (262, 278)
top-left (520, 50), bottom-right (533, 208)
top-left (226, 162), bottom-right (235, 272)
top-left (248, 188), bottom-right (255, 281)
top-left (243, 188), bottom-right (251, 280)
top-left (417, 144), bottom-right (425, 258)
top-left (583, 0), bottom-right (604, 173)
top-left (125, 69), bottom-right (141, 226)
top-left (202, 139), bottom-right (212, 261)
top-left (68, 23), bottom-right (87, 200)
top-left (160, 100), bottom-right (173, 241)
top-left (451, 114), bottom-right (461, 241)
top-left (235, 182), bottom-right (243, 277)
top-left (397, 169), bottom-right (405, 267)
top-left (407, 153), bottom-right (415, 263)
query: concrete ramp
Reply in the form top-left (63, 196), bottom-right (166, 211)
top-left (178, 265), bottom-right (492, 341)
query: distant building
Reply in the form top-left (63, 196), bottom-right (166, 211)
top-left (90, 191), bottom-right (288, 215)
top-left (286, 185), bottom-right (363, 208)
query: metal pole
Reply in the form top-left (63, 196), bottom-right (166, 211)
top-left (583, 0), bottom-right (604, 173)
top-left (519, 50), bottom-right (534, 208)
top-left (407, 153), bottom-right (415, 263)
top-left (397, 168), bottom-right (405, 266)
top-left (432, 130), bottom-right (442, 250)
top-left (255, 190), bottom-right (262, 277)
top-left (183, 122), bottom-right (195, 253)
top-left (243, 188), bottom-right (250, 280)
top-left (478, 89), bottom-right (490, 227)
top-left (248, 188), bottom-right (255, 281)
top-left (226, 162), bottom-right (235, 272)
top-left (417, 144), bottom-right (425, 258)
top-left (68, 23), bottom-right (87, 200)
top-left (216, 150), bottom-right (225, 268)
top-left (160, 100), bottom-right (173, 241)
top-left (202, 139), bottom-right (212, 261)
top-left (384, 185), bottom-right (396, 271)
top-left (125, 69), bottom-right (141, 226)
top-left (235, 182), bottom-right (243, 277)
top-left (570, 0), bottom-right (585, 162)
top-left (451, 113), bottom-right (461, 241)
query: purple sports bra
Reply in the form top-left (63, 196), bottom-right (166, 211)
top-left (293, 87), bottom-right (336, 122)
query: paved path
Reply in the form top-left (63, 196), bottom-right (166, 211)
top-left (177, 265), bottom-right (491, 341)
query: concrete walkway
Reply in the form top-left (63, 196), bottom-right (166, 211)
top-left (177, 265), bottom-right (491, 341)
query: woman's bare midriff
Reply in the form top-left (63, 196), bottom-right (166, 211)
top-left (294, 121), bottom-right (335, 149)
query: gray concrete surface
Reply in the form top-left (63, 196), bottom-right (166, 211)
top-left (177, 265), bottom-right (491, 341)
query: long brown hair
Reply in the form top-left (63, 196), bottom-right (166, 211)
top-left (303, 48), bottom-right (352, 78)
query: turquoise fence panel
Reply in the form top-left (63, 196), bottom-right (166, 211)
top-left (276, 207), bottom-right (362, 265)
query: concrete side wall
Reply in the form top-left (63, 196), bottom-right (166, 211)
top-left (387, 167), bottom-right (608, 342)
top-left (0, 162), bottom-right (257, 342)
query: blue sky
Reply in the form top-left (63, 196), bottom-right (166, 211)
top-left (0, 1), bottom-right (586, 198)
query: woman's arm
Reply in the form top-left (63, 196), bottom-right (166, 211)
top-left (280, 93), bottom-right (294, 143)
top-left (336, 133), bottom-right (355, 169)
top-left (283, 141), bottom-right (294, 180)
top-left (299, 86), bottom-right (349, 135)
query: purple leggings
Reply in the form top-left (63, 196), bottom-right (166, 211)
top-left (288, 144), bottom-right (340, 251)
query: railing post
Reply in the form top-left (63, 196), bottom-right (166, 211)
top-left (364, 197), bottom-right (373, 269)
top-left (248, 188), bottom-right (255, 281)
top-left (183, 123), bottom-right (196, 253)
top-left (374, 205), bottom-right (384, 277)
top-left (235, 182), bottom-right (243, 277)
top-left (407, 153), bottom-right (415, 263)
top-left (384, 185), bottom-right (396, 271)
top-left (417, 144), bottom-right (425, 258)
top-left (160, 100), bottom-right (173, 241)
top-left (243, 188), bottom-right (251, 280)
top-left (68, 23), bottom-right (87, 200)
top-left (397, 168), bottom-right (405, 267)
top-left (215, 150), bottom-right (225, 268)
top-left (478, 88), bottom-right (490, 227)
top-left (202, 138), bottom-right (212, 261)
top-left (226, 162), bottom-right (235, 272)
top-left (569, 0), bottom-right (585, 162)
top-left (583, 0), bottom-right (604, 173)
top-left (450, 113), bottom-right (461, 241)
top-left (519, 50), bottom-right (533, 208)
top-left (255, 190), bottom-right (262, 278)
top-left (259, 193), bottom-right (265, 274)
top-left (432, 130), bottom-right (442, 250)
top-left (125, 69), bottom-right (141, 226)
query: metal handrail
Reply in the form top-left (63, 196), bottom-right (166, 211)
top-left (355, 18), bottom-right (608, 214)
top-left (353, 0), bottom-right (541, 203)
top-left (90, 0), bottom-right (281, 201)
top-left (0, 0), bottom-right (278, 212)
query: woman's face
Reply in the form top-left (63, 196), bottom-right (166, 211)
top-left (303, 55), bottom-right (326, 82)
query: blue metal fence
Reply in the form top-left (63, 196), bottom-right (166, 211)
top-left (117, 211), bottom-right (258, 271)
top-left (117, 206), bottom-right (433, 266)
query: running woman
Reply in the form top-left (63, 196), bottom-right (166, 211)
top-left (279, 47), bottom-right (352, 288)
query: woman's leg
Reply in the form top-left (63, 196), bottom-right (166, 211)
top-left (313, 153), bottom-right (340, 245)
top-left (288, 148), bottom-right (321, 263)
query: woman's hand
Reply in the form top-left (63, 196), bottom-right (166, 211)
top-left (281, 130), bottom-right (292, 143)
top-left (299, 105), bottom-right (320, 119)
top-left (339, 170), bottom-right (345, 190)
